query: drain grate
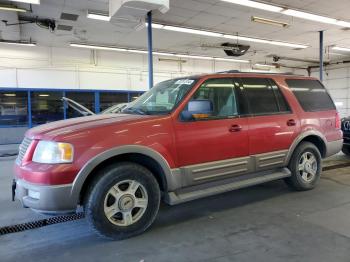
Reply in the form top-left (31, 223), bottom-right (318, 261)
top-left (0, 212), bottom-right (84, 236)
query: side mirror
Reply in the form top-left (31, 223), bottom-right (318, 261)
top-left (181, 99), bottom-right (213, 121)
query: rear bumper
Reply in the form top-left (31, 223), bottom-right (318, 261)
top-left (15, 179), bottom-right (77, 215)
top-left (325, 139), bottom-right (343, 157)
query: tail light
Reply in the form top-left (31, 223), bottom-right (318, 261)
top-left (335, 112), bottom-right (341, 129)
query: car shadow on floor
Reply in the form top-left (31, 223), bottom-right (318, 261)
top-left (153, 180), bottom-right (292, 229)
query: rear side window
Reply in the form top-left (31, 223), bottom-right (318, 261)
top-left (241, 78), bottom-right (290, 115)
top-left (286, 79), bottom-right (335, 112)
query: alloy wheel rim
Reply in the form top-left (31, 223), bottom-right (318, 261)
top-left (298, 152), bottom-right (317, 182)
top-left (103, 179), bottom-right (148, 227)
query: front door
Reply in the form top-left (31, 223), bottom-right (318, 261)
top-left (173, 77), bottom-right (250, 184)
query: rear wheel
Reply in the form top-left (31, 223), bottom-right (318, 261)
top-left (342, 146), bottom-right (350, 156)
top-left (84, 162), bottom-right (160, 240)
top-left (285, 142), bottom-right (322, 191)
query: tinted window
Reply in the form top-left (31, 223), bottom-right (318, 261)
top-left (31, 92), bottom-right (64, 125)
top-left (286, 79), bottom-right (335, 112)
top-left (242, 78), bottom-right (280, 115)
top-left (182, 78), bottom-right (238, 120)
top-left (0, 91), bottom-right (28, 126)
top-left (270, 81), bottom-right (291, 113)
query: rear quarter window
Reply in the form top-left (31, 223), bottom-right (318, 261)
top-left (285, 79), bottom-right (335, 112)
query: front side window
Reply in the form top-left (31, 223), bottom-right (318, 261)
top-left (123, 78), bottom-right (197, 115)
top-left (181, 78), bottom-right (239, 121)
top-left (242, 78), bottom-right (288, 115)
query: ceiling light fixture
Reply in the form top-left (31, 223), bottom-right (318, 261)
top-left (0, 40), bottom-right (36, 46)
top-left (69, 43), bottom-right (250, 63)
top-left (220, 0), bottom-right (283, 12)
top-left (8, 0), bottom-right (40, 4)
top-left (281, 9), bottom-right (337, 24)
top-left (87, 10), bottom-right (111, 21)
top-left (332, 46), bottom-right (350, 52)
top-left (251, 16), bottom-right (289, 27)
top-left (254, 63), bottom-right (276, 68)
top-left (4, 93), bottom-right (16, 97)
top-left (220, 0), bottom-right (350, 28)
top-left (0, 5), bottom-right (26, 12)
top-left (147, 23), bottom-right (308, 49)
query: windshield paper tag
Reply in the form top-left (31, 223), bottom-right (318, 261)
top-left (175, 79), bottom-right (194, 85)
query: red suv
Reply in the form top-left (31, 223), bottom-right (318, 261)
top-left (14, 72), bottom-right (342, 239)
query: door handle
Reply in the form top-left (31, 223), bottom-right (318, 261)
top-left (287, 119), bottom-right (296, 126)
top-left (229, 124), bottom-right (242, 132)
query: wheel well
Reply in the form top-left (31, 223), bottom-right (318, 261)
top-left (299, 135), bottom-right (326, 158)
top-left (79, 153), bottom-right (167, 204)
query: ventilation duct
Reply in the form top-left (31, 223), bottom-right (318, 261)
top-left (109, 0), bottom-right (169, 20)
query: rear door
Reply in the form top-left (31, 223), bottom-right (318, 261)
top-left (240, 77), bottom-right (299, 170)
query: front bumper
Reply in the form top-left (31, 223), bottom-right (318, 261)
top-left (15, 179), bottom-right (77, 214)
top-left (325, 139), bottom-right (343, 157)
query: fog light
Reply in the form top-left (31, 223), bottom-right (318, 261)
top-left (28, 190), bottom-right (40, 200)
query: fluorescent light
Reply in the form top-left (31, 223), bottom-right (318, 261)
top-left (220, 0), bottom-right (350, 28)
top-left (223, 34), bottom-right (308, 49)
top-left (70, 43), bottom-right (127, 52)
top-left (255, 63), bottom-right (276, 68)
top-left (251, 16), bottom-right (288, 27)
top-left (8, 0), bottom-right (40, 4)
top-left (39, 94), bottom-right (50, 97)
top-left (150, 23), bottom-right (308, 49)
top-left (220, 0), bottom-right (283, 12)
top-left (282, 9), bottom-right (337, 24)
top-left (332, 46), bottom-right (350, 52)
top-left (4, 93), bottom-right (16, 97)
top-left (70, 43), bottom-right (250, 63)
top-left (162, 25), bottom-right (222, 37)
top-left (0, 5), bottom-right (26, 12)
top-left (215, 57), bottom-right (250, 63)
top-left (87, 10), bottom-right (111, 21)
top-left (0, 40), bottom-right (36, 46)
top-left (336, 21), bottom-right (350, 28)
top-left (145, 23), bottom-right (165, 29)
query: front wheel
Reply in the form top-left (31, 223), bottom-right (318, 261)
top-left (285, 142), bottom-right (322, 191)
top-left (84, 162), bottom-right (160, 240)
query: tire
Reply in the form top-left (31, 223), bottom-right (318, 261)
top-left (84, 162), bottom-right (160, 240)
top-left (284, 142), bottom-right (322, 191)
top-left (342, 146), bottom-right (350, 156)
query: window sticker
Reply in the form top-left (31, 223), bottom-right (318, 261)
top-left (175, 79), bottom-right (194, 85)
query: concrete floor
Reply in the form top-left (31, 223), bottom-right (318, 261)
top-left (1, 155), bottom-right (350, 262)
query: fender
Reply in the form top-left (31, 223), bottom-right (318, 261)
top-left (69, 145), bottom-right (182, 204)
top-left (284, 130), bottom-right (327, 165)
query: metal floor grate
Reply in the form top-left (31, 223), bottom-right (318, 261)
top-left (0, 212), bottom-right (84, 236)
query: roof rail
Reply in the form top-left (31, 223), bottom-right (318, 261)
top-left (217, 70), bottom-right (241, 74)
top-left (216, 70), bottom-right (300, 76)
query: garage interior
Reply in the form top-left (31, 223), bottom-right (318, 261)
top-left (2, 0), bottom-right (350, 261)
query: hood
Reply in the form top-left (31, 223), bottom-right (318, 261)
top-left (26, 114), bottom-right (157, 140)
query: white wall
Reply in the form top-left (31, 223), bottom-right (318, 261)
top-left (310, 66), bottom-right (350, 117)
top-left (0, 45), bottom-right (285, 91)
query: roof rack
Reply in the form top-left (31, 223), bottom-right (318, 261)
top-left (216, 70), bottom-right (298, 76)
top-left (217, 70), bottom-right (241, 74)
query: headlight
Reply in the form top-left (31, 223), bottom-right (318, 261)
top-left (32, 141), bottom-right (74, 164)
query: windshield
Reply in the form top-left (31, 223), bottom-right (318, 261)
top-left (123, 78), bottom-right (198, 115)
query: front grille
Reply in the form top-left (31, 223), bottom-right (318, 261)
top-left (17, 137), bottom-right (32, 164)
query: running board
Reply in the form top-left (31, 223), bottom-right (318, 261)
top-left (165, 168), bottom-right (291, 205)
